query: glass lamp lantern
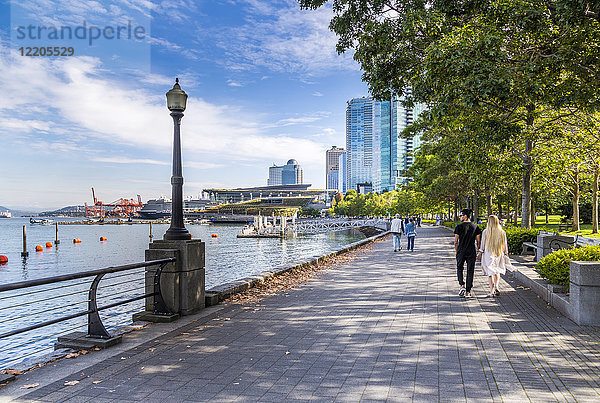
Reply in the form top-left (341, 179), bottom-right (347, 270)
top-left (166, 78), bottom-right (188, 111)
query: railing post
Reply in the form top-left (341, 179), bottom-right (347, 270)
top-left (152, 262), bottom-right (174, 315)
top-left (88, 273), bottom-right (111, 339)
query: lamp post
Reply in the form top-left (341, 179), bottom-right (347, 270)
top-left (164, 78), bottom-right (192, 240)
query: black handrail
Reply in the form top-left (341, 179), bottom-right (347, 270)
top-left (0, 257), bottom-right (177, 340)
top-left (549, 235), bottom-right (580, 251)
top-left (0, 258), bottom-right (175, 292)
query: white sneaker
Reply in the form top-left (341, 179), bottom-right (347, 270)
top-left (458, 287), bottom-right (466, 297)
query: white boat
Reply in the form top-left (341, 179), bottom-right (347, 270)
top-left (0, 211), bottom-right (10, 218)
top-left (30, 218), bottom-right (54, 225)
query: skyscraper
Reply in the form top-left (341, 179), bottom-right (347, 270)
top-left (267, 159), bottom-right (304, 186)
top-left (338, 153), bottom-right (347, 194)
top-left (377, 92), bottom-right (425, 192)
top-left (346, 94), bottom-right (425, 193)
top-left (345, 97), bottom-right (381, 193)
top-left (325, 146), bottom-right (345, 191)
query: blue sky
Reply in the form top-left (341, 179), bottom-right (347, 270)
top-left (0, 0), bottom-right (367, 210)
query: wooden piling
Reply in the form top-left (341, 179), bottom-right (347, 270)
top-left (21, 225), bottom-right (29, 258)
top-left (54, 222), bottom-right (60, 245)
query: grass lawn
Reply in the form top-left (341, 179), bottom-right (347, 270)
top-left (524, 215), bottom-right (600, 239)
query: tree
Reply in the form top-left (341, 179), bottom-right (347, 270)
top-left (300, 0), bottom-right (600, 227)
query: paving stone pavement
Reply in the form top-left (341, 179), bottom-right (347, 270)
top-left (10, 226), bottom-right (600, 402)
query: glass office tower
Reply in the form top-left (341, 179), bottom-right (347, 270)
top-left (345, 97), bottom-right (381, 193)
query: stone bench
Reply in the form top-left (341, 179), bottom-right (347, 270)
top-left (521, 241), bottom-right (537, 258)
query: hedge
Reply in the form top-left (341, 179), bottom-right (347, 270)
top-left (443, 222), bottom-right (538, 254)
top-left (537, 245), bottom-right (600, 289)
top-left (504, 228), bottom-right (539, 254)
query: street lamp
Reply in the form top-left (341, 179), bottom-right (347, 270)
top-left (164, 78), bottom-right (192, 240)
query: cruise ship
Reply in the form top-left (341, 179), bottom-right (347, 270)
top-left (137, 198), bottom-right (215, 219)
top-left (0, 211), bottom-right (11, 218)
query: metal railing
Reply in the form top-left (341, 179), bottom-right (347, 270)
top-left (0, 257), bottom-right (175, 365)
top-left (549, 234), bottom-right (581, 251)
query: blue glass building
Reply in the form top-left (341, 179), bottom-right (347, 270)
top-left (345, 97), bottom-right (381, 193)
top-left (346, 94), bottom-right (425, 193)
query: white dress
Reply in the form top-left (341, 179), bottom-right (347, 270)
top-left (480, 229), bottom-right (511, 276)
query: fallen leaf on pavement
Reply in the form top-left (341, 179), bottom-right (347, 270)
top-left (64, 380), bottom-right (79, 386)
top-left (5, 370), bottom-right (23, 375)
top-left (21, 383), bottom-right (39, 389)
top-left (92, 380), bottom-right (103, 384)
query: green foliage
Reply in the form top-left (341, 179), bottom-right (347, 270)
top-left (504, 227), bottom-right (539, 254)
top-left (331, 189), bottom-right (435, 217)
top-left (298, 207), bottom-right (321, 218)
top-left (537, 246), bottom-right (600, 289)
top-left (442, 221), bottom-right (457, 229)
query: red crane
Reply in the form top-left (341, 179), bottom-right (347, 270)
top-left (85, 188), bottom-right (143, 218)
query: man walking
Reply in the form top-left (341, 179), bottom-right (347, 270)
top-left (454, 209), bottom-right (482, 297)
top-left (390, 214), bottom-right (404, 252)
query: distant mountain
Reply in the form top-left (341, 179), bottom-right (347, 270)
top-left (40, 205), bottom-right (86, 217)
top-left (0, 205), bottom-right (8, 212)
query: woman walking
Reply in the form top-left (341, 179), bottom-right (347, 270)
top-left (405, 218), bottom-right (416, 251)
top-left (477, 215), bottom-right (515, 297)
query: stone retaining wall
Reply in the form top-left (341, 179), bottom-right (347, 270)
top-left (511, 259), bottom-right (600, 326)
top-left (205, 231), bottom-right (390, 306)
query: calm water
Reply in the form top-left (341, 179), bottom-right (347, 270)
top-left (0, 217), bottom-right (365, 368)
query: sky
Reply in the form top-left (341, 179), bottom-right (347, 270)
top-left (0, 0), bottom-right (368, 210)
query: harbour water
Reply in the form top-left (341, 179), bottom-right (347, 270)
top-left (0, 217), bottom-right (365, 368)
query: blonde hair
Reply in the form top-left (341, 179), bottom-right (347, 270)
top-left (485, 215), bottom-right (506, 257)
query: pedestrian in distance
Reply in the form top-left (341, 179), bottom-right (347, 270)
top-left (454, 209), bottom-right (482, 298)
top-left (477, 215), bottom-right (518, 297)
top-left (405, 218), bottom-right (416, 251)
top-left (390, 214), bottom-right (404, 252)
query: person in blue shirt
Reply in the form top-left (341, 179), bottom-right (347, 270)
top-left (405, 218), bottom-right (416, 251)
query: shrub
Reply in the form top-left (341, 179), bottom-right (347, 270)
top-left (442, 221), bottom-right (457, 228)
top-left (537, 245), bottom-right (600, 289)
top-left (504, 227), bottom-right (539, 254)
top-left (422, 219), bottom-right (435, 224)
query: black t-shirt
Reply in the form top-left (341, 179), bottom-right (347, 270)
top-left (454, 222), bottom-right (482, 257)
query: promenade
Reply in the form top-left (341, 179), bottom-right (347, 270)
top-left (4, 226), bottom-right (600, 402)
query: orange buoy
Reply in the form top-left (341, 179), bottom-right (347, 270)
top-left (99, 236), bottom-right (107, 241)
top-left (35, 245), bottom-right (43, 251)
top-left (190, 234), bottom-right (193, 238)
top-left (45, 242), bottom-right (52, 248)
top-left (0, 255), bottom-right (8, 264)
top-left (211, 234), bottom-right (217, 238)
top-left (73, 238), bottom-right (81, 244)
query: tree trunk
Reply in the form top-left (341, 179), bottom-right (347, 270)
top-left (530, 195), bottom-right (536, 227)
top-left (514, 197), bottom-right (519, 226)
top-left (485, 186), bottom-right (492, 218)
top-left (498, 200), bottom-right (503, 220)
top-left (473, 188), bottom-right (480, 223)
top-left (593, 168), bottom-right (599, 234)
top-left (572, 172), bottom-right (580, 232)
top-left (520, 138), bottom-right (533, 228)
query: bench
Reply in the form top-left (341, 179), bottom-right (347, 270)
top-left (522, 241), bottom-right (537, 258)
top-left (558, 219), bottom-right (574, 232)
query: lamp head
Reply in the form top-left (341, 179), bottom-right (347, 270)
top-left (166, 78), bottom-right (187, 111)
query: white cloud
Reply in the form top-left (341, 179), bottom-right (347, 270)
top-left (91, 157), bottom-right (169, 165)
top-left (313, 91), bottom-right (324, 97)
top-left (184, 161), bottom-right (223, 169)
top-left (227, 79), bottom-right (243, 87)
top-left (0, 50), bottom-right (328, 169)
top-left (215, 0), bottom-right (359, 77)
